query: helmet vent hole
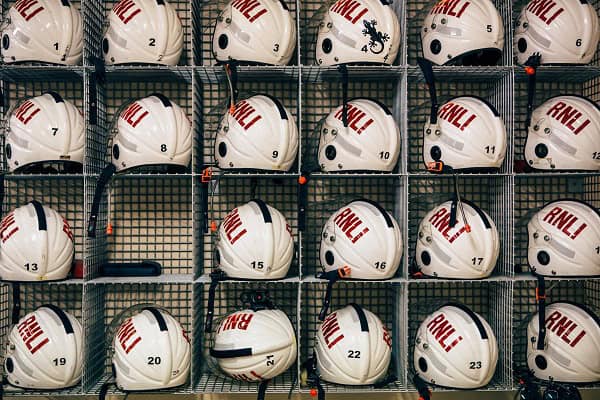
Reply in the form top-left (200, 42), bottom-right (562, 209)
top-left (518, 38), bottom-right (527, 53)
top-left (5, 143), bottom-right (12, 160)
top-left (5, 357), bottom-right (14, 373)
top-left (535, 355), bottom-right (547, 370)
top-left (322, 38), bottom-right (332, 54)
top-left (325, 250), bottom-right (334, 266)
top-left (430, 146), bottom-right (441, 161)
top-left (421, 251), bottom-right (431, 266)
top-left (215, 249), bottom-right (221, 264)
top-left (2, 34), bottom-right (9, 50)
top-left (535, 143), bottom-right (548, 158)
top-left (102, 38), bottom-right (109, 54)
top-left (537, 250), bottom-right (550, 266)
top-left (418, 357), bottom-right (428, 372)
top-left (112, 144), bottom-right (120, 160)
top-left (325, 145), bottom-right (336, 160)
top-left (218, 34), bottom-right (228, 50)
top-left (218, 142), bottom-right (227, 157)
top-left (430, 40), bottom-right (441, 55)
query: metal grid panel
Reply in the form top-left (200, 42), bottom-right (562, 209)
top-left (299, 0), bottom-right (404, 65)
top-left (302, 78), bottom-right (402, 173)
top-left (408, 280), bottom-right (513, 391)
top-left (408, 176), bottom-right (513, 277)
top-left (406, 0), bottom-right (512, 66)
top-left (300, 281), bottom-right (403, 391)
top-left (514, 175), bottom-right (600, 274)
top-left (85, 282), bottom-right (193, 394)
top-left (512, 279), bottom-right (600, 389)
top-left (104, 176), bottom-right (193, 274)
top-left (195, 0), bottom-right (299, 66)
top-left (407, 71), bottom-right (513, 173)
top-left (202, 177), bottom-right (299, 277)
top-left (198, 76), bottom-right (300, 173)
top-left (303, 177), bottom-right (403, 277)
top-left (1, 282), bottom-right (84, 396)
top-left (2, 177), bottom-right (85, 263)
top-left (197, 281), bottom-right (299, 393)
top-left (97, 0), bottom-right (192, 66)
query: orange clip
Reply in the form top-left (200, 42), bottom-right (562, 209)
top-left (201, 167), bottom-right (213, 183)
top-left (535, 288), bottom-right (546, 301)
top-left (339, 266), bottom-right (351, 278)
top-left (426, 161), bottom-right (443, 172)
top-left (105, 223), bottom-right (113, 235)
top-left (525, 66), bottom-right (536, 76)
top-left (210, 221), bottom-right (217, 233)
top-left (412, 271), bottom-right (424, 278)
top-left (464, 224), bottom-right (472, 233)
top-left (310, 388), bottom-right (318, 397)
top-left (229, 103), bottom-right (236, 114)
top-left (298, 175), bottom-right (308, 185)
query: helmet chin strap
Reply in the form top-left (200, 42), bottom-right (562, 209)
top-left (524, 53), bottom-right (541, 130)
top-left (338, 64), bottom-right (349, 128)
top-left (11, 283), bottom-right (20, 325)
top-left (225, 62), bottom-right (239, 114)
top-left (413, 373), bottom-right (431, 400)
top-left (87, 164), bottom-right (116, 238)
top-left (417, 57), bottom-right (439, 125)
top-left (536, 275), bottom-right (547, 351)
top-left (450, 175), bottom-right (471, 232)
top-left (317, 267), bottom-right (350, 321)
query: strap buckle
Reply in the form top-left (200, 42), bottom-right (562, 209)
top-left (535, 288), bottom-right (546, 301)
top-left (201, 167), bottom-right (213, 183)
top-left (426, 161), bottom-right (443, 172)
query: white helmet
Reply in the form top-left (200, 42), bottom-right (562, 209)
top-left (527, 200), bottom-right (600, 277)
top-left (320, 199), bottom-right (402, 280)
top-left (103, 0), bottom-right (183, 65)
top-left (421, 0), bottom-right (504, 66)
top-left (5, 92), bottom-right (84, 172)
top-left (212, 0), bottom-right (296, 65)
top-left (317, 98), bottom-right (400, 172)
top-left (527, 301), bottom-right (600, 383)
top-left (315, 0), bottom-right (400, 66)
top-left (315, 304), bottom-right (391, 385)
top-left (5, 305), bottom-right (83, 389)
top-left (514, 0), bottom-right (600, 65)
top-left (112, 93), bottom-right (192, 172)
top-left (414, 303), bottom-right (498, 389)
top-left (0, 201), bottom-right (74, 282)
top-left (525, 95), bottom-right (600, 171)
top-left (415, 199), bottom-right (500, 279)
top-left (112, 307), bottom-right (190, 390)
top-left (216, 200), bottom-right (294, 280)
top-left (424, 96), bottom-right (507, 172)
top-left (215, 94), bottom-right (298, 171)
top-left (211, 307), bottom-right (297, 381)
top-left (0, 0), bottom-right (83, 65)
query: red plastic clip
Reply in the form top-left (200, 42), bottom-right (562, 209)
top-left (339, 266), bottom-right (351, 278)
top-left (536, 288), bottom-right (546, 301)
top-left (201, 167), bottom-right (213, 183)
top-left (426, 161), bottom-right (443, 172)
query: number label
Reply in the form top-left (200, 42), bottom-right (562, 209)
top-left (596, 246), bottom-right (600, 254)
top-left (251, 261), bottom-right (264, 270)
top-left (147, 356), bottom-right (161, 365)
top-left (266, 355), bottom-right (274, 366)
top-left (149, 38), bottom-right (156, 47)
top-left (272, 150), bottom-right (279, 159)
top-left (51, 127), bottom-right (58, 136)
top-left (485, 145), bottom-right (495, 154)
top-left (53, 357), bottom-right (66, 366)
top-left (160, 144), bottom-right (167, 152)
top-left (471, 257), bottom-right (483, 265)
top-left (576, 38), bottom-right (582, 47)
top-left (374, 261), bottom-right (386, 270)
top-left (593, 152), bottom-right (600, 160)
top-left (486, 25), bottom-right (492, 33)
top-left (347, 350), bottom-right (361, 358)
top-left (469, 361), bottom-right (482, 369)
top-left (273, 44), bottom-right (279, 52)
top-left (53, 42), bottom-right (59, 50)
top-left (379, 151), bottom-right (390, 160)
top-left (24, 263), bottom-right (38, 271)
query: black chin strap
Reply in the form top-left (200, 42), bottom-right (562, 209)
top-left (338, 65), bottom-right (349, 127)
top-left (536, 275), bottom-right (547, 351)
top-left (316, 267), bottom-right (350, 321)
top-left (11, 283), bottom-right (20, 324)
top-left (413, 374), bottom-right (431, 400)
top-left (225, 61), bottom-right (239, 111)
top-left (303, 356), bottom-right (325, 400)
top-left (87, 164), bottom-right (116, 238)
top-left (525, 53), bottom-right (541, 129)
top-left (204, 270), bottom-right (225, 333)
top-left (257, 380), bottom-right (269, 400)
top-left (417, 57), bottom-right (439, 124)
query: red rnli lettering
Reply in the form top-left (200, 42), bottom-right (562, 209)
top-left (527, 0), bottom-right (564, 25)
top-left (121, 102), bottom-right (149, 128)
top-left (321, 312), bottom-right (344, 349)
top-left (546, 101), bottom-right (591, 135)
top-left (0, 212), bottom-right (19, 243)
top-left (222, 208), bottom-right (247, 245)
top-left (429, 0), bottom-right (470, 18)
top-left (62, 218), bottom-right (74, 242)
top-left (117, 318), bottom-right (142, 354)
top-left (545, 310), bottom-right (587, 348)
top-left (18, 315), bottom-right (49, 354)
top-left (219, 313), bottom-right (254, 332)
top-left (438, 102), bottom-right (477, 131)
top-left (330, 0), bottom-right (369, 24)
top-left (426, 313), bottom-right (463, 352)
top-left (231, 100), bottom-right (262, 130)
top-left (542, 206), bottom-right (587, 240)
top-left (383, 327), bottom-right (392, 348)
top-left (428, 207), bottom-right (467, 243)
top-left (14, 100), bottom-right (41, 125)
top-left (14, 0), bottom-right (44, 21)
top-left (333, 208), bottom-right (370, 244)
top-left (334, 104), bottom-right (374, 134)
top-left (231, 0), bottom-right (267, 23)
top-left (112, 0), bottom-right (141, 24)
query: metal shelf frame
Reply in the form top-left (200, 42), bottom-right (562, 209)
top-left (0, 0), bottom-right (598, 396)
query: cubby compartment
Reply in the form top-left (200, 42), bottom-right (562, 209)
top-left (0, 281), bottom-right (84, 396)
top-left (408, 280), bottom-right (513, 391)
top-left (300, 280), bottom-right (406, 391)
top-left (406, 68), bottom-right (513, 174)
top-left (408, 175), bottom-right (512, 278)
top-left (303, 176), bottom-right (404, 278)
top-left (83, 282), bottom-right (193, 394)
top-left (196, 280), bottom-right (299, 393)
